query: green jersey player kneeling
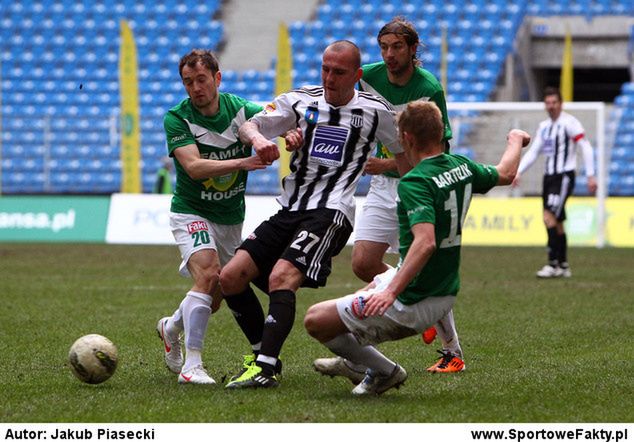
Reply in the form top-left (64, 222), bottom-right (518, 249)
top-left (304, 101), bottom-right (530, 395)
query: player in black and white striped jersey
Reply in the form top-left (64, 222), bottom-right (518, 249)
top-left (513, 87), bottom-right (597, 278)
top-left (219, 40), bottom-right (411, 389)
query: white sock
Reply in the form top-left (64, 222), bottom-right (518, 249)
top-left (181, 291), bottom-right (212, 372)
top-left (166, 308), bottom-right (183, 338)
top-left (435, 310), bottom-right (463, 357)
top-left (183, 349), bottom-right (202, 372)
top-left (256, 354), bottom-right (277, 368)
top-left (324, 333), bottom-right (396, 376)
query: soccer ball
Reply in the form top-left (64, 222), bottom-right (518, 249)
top-left (68, 334), bottom-right (118, 384)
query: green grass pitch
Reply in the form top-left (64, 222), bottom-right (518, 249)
top-left (1, 244), bottom-right (632, 423)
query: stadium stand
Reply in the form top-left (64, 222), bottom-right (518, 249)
top-left (0, 0), bottom-right (632, 195)
top-left (610, 82), bottom-right (634, 195)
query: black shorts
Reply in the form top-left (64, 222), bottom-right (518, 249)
top-left (542, 171), bottom-right (575, 221)
top-left (239, 208), bottom-right (353, 289)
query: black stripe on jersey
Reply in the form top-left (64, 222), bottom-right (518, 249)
top-left (299, 165), bottom-right (329, 210)
top-left (287, 105), bottom-right (319, 208)
top-left (553, 126), bottom-right (560, 175)
top-left (358, 91), bottom-right (395, 112)
top-left (290, 86), bottom-right (323, 97)
top-left (327, 107), bottom-right (341, 126)
top-left (344, 109), bottom-right (378, 190)
top-left (292, 100), bottom-right (302, 127)
top-left (563, 129), bottom-right (570, 165)
top-left (317, 108), bottom-right (367, 208)
top-left (546, 123), bottom-right (555, 175)
top-left (298, 108), bottom-right (340, 210)
top-left (282, 101), bottom-right (304, 191)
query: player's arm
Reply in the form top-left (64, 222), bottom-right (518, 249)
top-left (173, 144), bottom-right (267, 180)
top-left (576, 135), bottom-right (597, 195)
top-left (363, 222), bottom-right (436, 317)
top-left (364, 153), bottom-right (411, 176)
top-left (240, 93), bottom-right (300, 162)
top-left (496, 129), bottom-right (531, 186)
top-left (512, 128), bottom-right (542, 187)
top-left (364, 157), bottom-right (397, 175)
top-left (164, 112), bottom-right (266, 179)
top-left (238, 121), bottom-right (279, 163)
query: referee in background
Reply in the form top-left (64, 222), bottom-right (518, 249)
top-left (513, 87), bottom-right (597, 278)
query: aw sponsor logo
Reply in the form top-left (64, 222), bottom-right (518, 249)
top-left (187, 221), bottom-right (209, 235)
top-left (310, 125), bottom-right (348, 167)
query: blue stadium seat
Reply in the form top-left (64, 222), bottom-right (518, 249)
top-left (1, 0), bottom-right (632, 195)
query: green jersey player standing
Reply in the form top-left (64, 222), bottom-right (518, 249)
top-left (155, 49), bottom-right (271, 385)
top-left (305, 101), bottom-right (530, 395)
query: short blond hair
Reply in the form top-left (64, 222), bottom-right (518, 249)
top-left (397, 101), bottom-right (444, 148)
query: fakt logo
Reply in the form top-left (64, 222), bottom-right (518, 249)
top-left (187, 221), bottom-right (208, 234)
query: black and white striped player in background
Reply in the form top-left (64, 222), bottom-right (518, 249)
top-left (219, 40), bottom-right (411, 389)
top-left (513, 87), bottom-right (597, 278)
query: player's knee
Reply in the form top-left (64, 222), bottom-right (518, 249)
top-left (304, 304), bottom-right (323, 338)
top-left (268, 264), bottom-right (302, 291)
top-left (195, 264), bottom-right (220, 294)
top-left (351, 255), bottom-right (375, 283)
top-left (351, 259), bottom-right (368, 281)
top-left (219, 266), bottom-right (241, 295)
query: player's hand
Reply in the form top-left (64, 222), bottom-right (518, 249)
top-left (241, 155), bottom-right (269, 171)
top-left (364, 158), bottom-right (394, 175)
top-left (253, 137), bottom-right (280, 163)
top-left (284, 127), bottom-right (303, 151)
top-left (511, 174), bottom-right (520, 188)
top-left (508, 129), bottom-right (531, 148)
top-left (587, 176), bottom-right (598, 195)
top-left (363, 290), bottom-right (397, 317)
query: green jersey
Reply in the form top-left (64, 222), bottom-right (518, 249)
top-left (396, 154), bottom-right (499, 304)
top-left (163, 93), bottom-right (262, 225)
top-left (359, 62), bottom-right (453, 178)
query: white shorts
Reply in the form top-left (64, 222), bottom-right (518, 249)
top-left (336, 268), bottom-right (455, 346)
top-left (354, 174), bottom-right (399, 253)
top-left (170, 212), bottom-right (242, 277)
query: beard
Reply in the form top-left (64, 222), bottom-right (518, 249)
top-left (386, 60), bottom-right (410, 77)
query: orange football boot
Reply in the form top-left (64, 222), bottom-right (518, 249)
top-left (427, 350), bottom-right (465, 373)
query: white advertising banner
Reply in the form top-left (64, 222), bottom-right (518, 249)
top-left (105, 194), bottom-right (366, 245)
top-left (105, 193), bottom-right (174, 244)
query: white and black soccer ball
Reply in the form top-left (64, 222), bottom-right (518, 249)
top-left (68, 334), bottom-right (118, 384)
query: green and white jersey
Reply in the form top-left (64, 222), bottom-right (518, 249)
top-left (396, 153), bottom-right (498, 304)
top-left (359, 62), bottom-right (453, 178)
top-left (163, 93), bottom-right (262, 225)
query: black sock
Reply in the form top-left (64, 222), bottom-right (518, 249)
top-left (224, 285), bottom-right (264, 347)
top-left (258, 290), bottom-right (296, 366)
top-left (558, 233), bottom-right (568, 266)
top-left (547, 227), bottom-right (559, 265)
